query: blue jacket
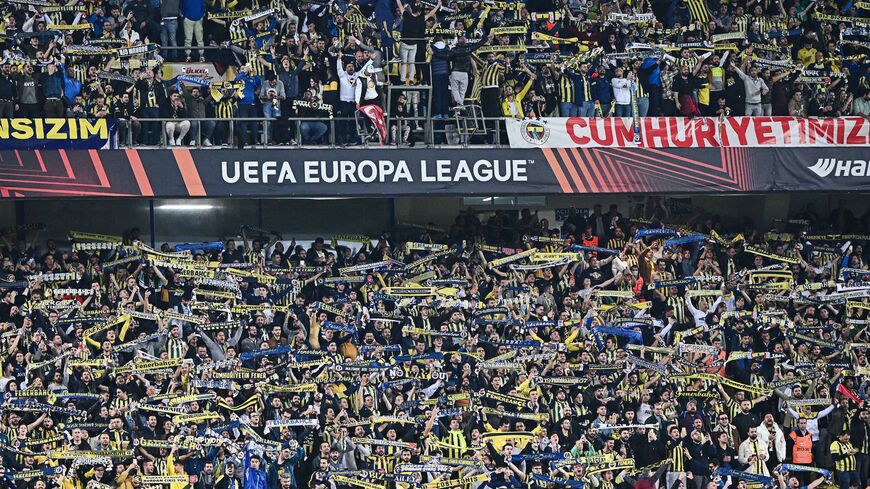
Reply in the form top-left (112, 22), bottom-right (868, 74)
top-left (591, 76), bottom-right (612, 105)
top-left (88, 13), bottom-right (105, 37)
top-left (245, 468), bottom-right (267, 489)
top-left (565, 70), bottom-right (592, 104)
top-left (180, 0), bottom-right (205, 21)
top-left (244, 450), bottom-right (268, 489)
top-left (39, 71), bottom-right (63, 99)
top-left (234, 73), bottom-right (262, 105)
top-left (640, 57), bottom-right (662, 87)
top-left (430, 44), bottom-right (451, 76)
top-left (61, 65), bottom-right (82, 101)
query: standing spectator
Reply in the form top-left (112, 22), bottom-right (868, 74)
top-left (39, 63), bottom-right (65, 118)
top-left (395, 0), bottom-right (439, 85)
top-left (808, 91), bottom-right (836, 117)
top-left (112, 92), bottom-right (140, 145)
top-left (612, 68), bottom-right (633, 118)
top-left (850, 409), bottom-right (870, 488)
top-left (535, 64), bottom-right (559, 116)
top-left (259, 75), bottom-right (286, 144)
top-left (854, 91), bottom-right (870, 120)
top-left (592, 65), bottom-right (613, 117)
top-left (673, 64), bottom-right (701, 118)
top-left (160, 0), bottom-right (180, 61)
top-left (181, 0), bottom-right (206, 62)
top-left (660, 62), bottom-right (678, 116)
top-left (273, 54), bottom-right (308, 143)
top-left (429, 35), bottom-right (451, 120)
top-left (124, 0), bottom-right (157, 43)
top-left (183, 86), bottom-right (213, 146)
top-left (733, 60), bottom-right (768, 116)
top-left (568, 61), bottom-right (594, 117)
top-left (788, 91), bottom-right (807, 117)
top-left (336, 58), bottom-right (359, 145)
top-left (120, 18), bottom-right (142, 45)
top-left (390, 93), bottom-right (412, 145)
top-left (448, 34), bottom-right (487, 106)
top-left (235, 65), bottom-right (263, 146)
top-left (632, 59), bottom-right (651, 117)
top-left (501, 66), bottom-right (536, 119)
top-left (61, 63), bottom-right (82, 105)
top-left (831, 431), bottom-right (860, 489)
top-left (213, 87), bottom-right (239, 146)
top-left (0, 64), bottom-right (16, 118)
top-left (13, 64), bottom-right (38, 118)
top-left (554, 64), bottom-right (576, 117)
top-left (134, 68), bottom-right (167, 146)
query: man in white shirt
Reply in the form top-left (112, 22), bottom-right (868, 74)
top-left (337, 58), bottom-right (359, 145)
top-left (756, 413), bottom-right (786, 474)
top-left (611, 68), bottom-right (634, 117)
top-left (738, 426), bottom-right (771, 477)
top-left (733, 61), bottom-right (769, 116)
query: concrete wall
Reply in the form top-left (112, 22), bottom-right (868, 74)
top-left (3, 193), bottom-right (868, 246)
top-left (7, 198), bottom-right (391, 245)
top-left (393, 194), bottom-right (821, 230)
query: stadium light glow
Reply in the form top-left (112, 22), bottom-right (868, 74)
top-left (158, 204), bottom-right (215, 211)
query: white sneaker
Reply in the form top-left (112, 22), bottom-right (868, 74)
top-left (189, 140), bottom-right (196, 146)
top-left (175, 138), bottom-right (183, 146)
top-left (168, 139), bottom-right (175, 146)
top-left (203, 139), bottom-right (212, 147)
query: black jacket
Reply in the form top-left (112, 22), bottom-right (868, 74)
top-left (449, 38), bottom-right (486, 73)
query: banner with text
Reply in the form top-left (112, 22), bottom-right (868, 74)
top-left (506, 116), bottom-right (870, 148)
top-left (0, 119), bottom-right (118, 150)
top-left (0, 147), bottom-right (867, 197)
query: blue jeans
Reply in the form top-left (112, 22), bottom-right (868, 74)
top-left (300, 121), bottom-right (327, 144)
top-left (237, 104), bottom-right (259, 144)
top-left (160, 18), bottom-right (178, 60)
top-left (578, 101), bottom-right (595, 117)
top-left (190, 120), bottom-right (214, 144)
top-left (614, 104), bottom-right (632, 117)
top-left (337, 101), bottom-right (359, 144)
top-left (263, 103), bottom-right (281, 143)
top-left (559, 102), bottom-right (577, 117)
top-left (837, 470), bottom-right (860, 489)
top-left (649, 89), bottom-right (662, 116)
top-left (432, 73), bottom-right (450, 117)
top-left (636, 96), bottom-right (649, 117)
top-left (140, 107), bottom-right (160, 145)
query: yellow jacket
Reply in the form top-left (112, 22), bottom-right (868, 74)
top-left (501, 79), bottom-right (534, 118)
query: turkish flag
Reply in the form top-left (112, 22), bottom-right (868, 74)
top-left (838, 383), bottom-right (863, 406)
top-left (359, 104), bottom-right (387, 146)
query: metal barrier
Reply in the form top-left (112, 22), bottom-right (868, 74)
top-left (122, 36), bottom-right (504, 147)
top-left (126, 115), bottom-right (508, 148)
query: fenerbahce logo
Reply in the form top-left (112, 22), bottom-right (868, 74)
top-left (807, 158), bottom-right (869, 177)
top-left (520, 119), bottom-right (550, 145)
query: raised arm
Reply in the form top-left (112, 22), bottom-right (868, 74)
top-left (425, 0), bottom-right (442, 19)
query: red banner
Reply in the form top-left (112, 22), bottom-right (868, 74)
top-left (506, 116), bottom-right (870, 148)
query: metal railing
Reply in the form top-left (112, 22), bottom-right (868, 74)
top-left (124, 114), bottom-right (507, 148)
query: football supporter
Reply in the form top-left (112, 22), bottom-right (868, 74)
top-left (0, 204), bottom-right (868, 488)
top-left (0, 0), bottom-right (867, 145)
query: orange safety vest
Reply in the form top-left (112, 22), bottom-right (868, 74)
top-left (790, 430), bottom-right (813, 464)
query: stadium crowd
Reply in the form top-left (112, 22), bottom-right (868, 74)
top-left (1, 0), bottom-right (870, 146)
top-left (0, 202), bottom-right (868, 489)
